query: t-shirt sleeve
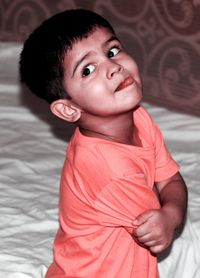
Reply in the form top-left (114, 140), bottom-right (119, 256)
top-left (94, 173), bottom-right (160, 231)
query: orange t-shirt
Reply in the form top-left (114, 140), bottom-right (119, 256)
top-left (46, 106), bottom-right (179, 278)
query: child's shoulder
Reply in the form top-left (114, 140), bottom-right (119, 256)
top-left (135, 105), bottom-right (153, 120)
top-left (134, 105), bottom-right (155, 129)
top-left (134, 105), bottom-right (162, 146)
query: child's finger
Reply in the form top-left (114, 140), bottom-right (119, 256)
top-left (132, 209), bottom-right (157, 226)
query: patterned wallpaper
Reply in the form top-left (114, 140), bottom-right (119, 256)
top-left (0, 0), bottom-right (200, 116)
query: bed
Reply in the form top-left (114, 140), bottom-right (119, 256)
top-left (0, 42), bottom-right (200, 278)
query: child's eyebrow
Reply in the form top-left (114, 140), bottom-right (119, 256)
top-left (72, 53), bottom-right (91, 77)
top-left (106, 35), bottom-right (120, 44)
top-left (72, 35), bottom-right (120, 76)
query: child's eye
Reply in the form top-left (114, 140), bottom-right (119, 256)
top-left (108, 47), bottom-right (120, 58)
top-left (82, 64), bottom-right (95, 77)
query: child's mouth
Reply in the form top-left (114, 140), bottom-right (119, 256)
top-left (115, 76), bottom-right (135, 92)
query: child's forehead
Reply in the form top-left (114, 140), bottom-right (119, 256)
top-left (66, 27), bottom-right (117, 54)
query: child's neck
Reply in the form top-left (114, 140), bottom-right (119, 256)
top-left (79, 110), bottom-right (136, 146)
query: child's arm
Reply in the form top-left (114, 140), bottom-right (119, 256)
top-left (132, 172), bottom-right (188, 254)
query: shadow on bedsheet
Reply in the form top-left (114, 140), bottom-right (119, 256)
top-left (157, 223), bottom-right (185, 263)
top-left (20, 84), bottom-right (75, 142)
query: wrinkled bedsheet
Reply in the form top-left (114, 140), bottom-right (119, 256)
top-left (0, 43), bottom-right (200, 278)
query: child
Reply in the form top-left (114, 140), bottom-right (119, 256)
top-left (19, 9), bottom-right (188, 278)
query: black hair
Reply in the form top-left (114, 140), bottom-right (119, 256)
top-left (19, 9), bottom-right (115, 103)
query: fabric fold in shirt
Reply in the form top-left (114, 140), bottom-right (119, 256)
top-left (46, 106), bottom-right (179, 278)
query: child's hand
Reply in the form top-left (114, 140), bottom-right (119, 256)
top-left (132, 173), bottom-right (188, 254)
top-left (132, 208), bottom-right (176, 254)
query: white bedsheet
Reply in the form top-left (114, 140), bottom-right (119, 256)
top-left (0, 43), bottom-right (200, 278)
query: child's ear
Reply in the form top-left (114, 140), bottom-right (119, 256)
top-left (50, 99), bottom-right (82, 122)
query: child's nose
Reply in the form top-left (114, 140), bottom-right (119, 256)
top-left (106, 60), bottom-right (124, 79)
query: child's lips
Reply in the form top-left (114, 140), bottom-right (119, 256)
top-left (115, 76), bottom-right (135, 92)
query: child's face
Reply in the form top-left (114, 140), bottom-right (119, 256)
top-left (63, 27), bottom-right (142, 117)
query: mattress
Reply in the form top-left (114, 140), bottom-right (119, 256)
top-left (0, 43), bottom-right (200, 278)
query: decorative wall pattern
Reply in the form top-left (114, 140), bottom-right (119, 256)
top-left (0, 0), bottom-right (200, 116)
